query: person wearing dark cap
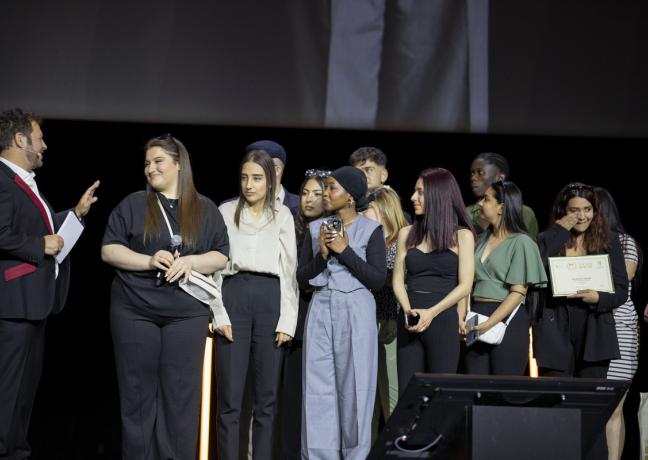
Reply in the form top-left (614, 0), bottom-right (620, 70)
top-left (467, 152), bottom-right (539, 239)
top-left (246, 140), bottom-right (300, 213)
top-left (297, 166), bottom-right (387, 459)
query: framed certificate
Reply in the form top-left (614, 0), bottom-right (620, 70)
top-left (548, 255), bottom-right (614, 296)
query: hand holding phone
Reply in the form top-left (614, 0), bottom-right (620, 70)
top-left (465, 314), bottom-right (479, 346)
top-left (404, 309), bottom-right (420, 328)
top-left (324, 216), bottom-right (344, 236)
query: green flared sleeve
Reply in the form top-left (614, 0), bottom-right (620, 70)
top-left (503, 234), bottom-right (548, 288)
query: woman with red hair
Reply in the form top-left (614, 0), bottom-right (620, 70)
top-left (392, 168), bottom-right (476, 390)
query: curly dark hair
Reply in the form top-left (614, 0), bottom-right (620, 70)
top-left (0, 108), bottom-right (40, 152)
top-left (550, 182), bottom-right (609, 253)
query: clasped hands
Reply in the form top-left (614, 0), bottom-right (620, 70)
top-left (404, 307), bottom-right (438, 333)
top-left (318, 225), bottom-right (349, 259)
top-left (150, 249), bottom-right (193, 283)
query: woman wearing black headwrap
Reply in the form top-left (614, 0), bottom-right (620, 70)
top-left (297, 166), bottom-right (387, 459)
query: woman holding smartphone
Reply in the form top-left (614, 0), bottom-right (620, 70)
top-left (459, 180), bottom-right (546, 375)
top-left (297, 166), bottom-right (386, 459)
top-left (392, 168), bottom-right (475, 390)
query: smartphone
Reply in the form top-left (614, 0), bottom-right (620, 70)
top-left (324, 216), bottom-right (344, 236)
top-left (404, 310), bottom-right (420, 327)
top-left (465, 314), bottom-right (479, 346)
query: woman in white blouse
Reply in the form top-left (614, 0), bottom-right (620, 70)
top-left (212, 149), bottom-right (298, 460)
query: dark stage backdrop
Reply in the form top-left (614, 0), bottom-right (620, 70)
top-left (1, 1), bottom-right (646, 135)
top-left (2, 0), bottom-right (647, 457)
top-left (25, 118), bottom-right (648, 459)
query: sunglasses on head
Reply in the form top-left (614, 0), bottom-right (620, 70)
top-left (305, 169), bottom-right (332, 178)
top-left (565, 182), bottom-right (593, 193)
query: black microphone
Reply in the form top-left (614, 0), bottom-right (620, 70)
top-left (155, 234), bottom-right (183, 286)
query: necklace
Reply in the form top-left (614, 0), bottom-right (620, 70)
top-left (342, 216), bottom-right (358, 228)
top-left (159, 193), bottom-right (178, 209)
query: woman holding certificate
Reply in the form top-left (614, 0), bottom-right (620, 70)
top-left (535, 182), bottom-right (628, 378)
top-left (460, 180), bottom-right (547, 375)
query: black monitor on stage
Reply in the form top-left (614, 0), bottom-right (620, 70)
top-left (369, 374), bottom-right (629, 460)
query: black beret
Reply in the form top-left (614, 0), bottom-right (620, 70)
top-left (330, 166), bottom-right (368, 203)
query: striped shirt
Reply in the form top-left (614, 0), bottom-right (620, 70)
top-left (607, 233), bottom-right (640, 380)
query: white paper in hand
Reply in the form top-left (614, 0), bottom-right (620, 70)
top-left (55, 211), bottom-right (84, 263)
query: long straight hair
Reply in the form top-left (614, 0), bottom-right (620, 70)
top-left (368, 186), bottom-right (408, 245)
top-left (594, 187), bottom-right (625, 235)
top-left (489, 180), bottom-right (528, 235)
top-left (595, 186), bottom-right (643, 301)
top-left (407, 168), bottom-right (475, 251)
top-left (234, 149), bottom-right (277, 227)
top-left (143, 134), bottom-right (203, 249)
top-left (550, 182), bottom-right (609, 253)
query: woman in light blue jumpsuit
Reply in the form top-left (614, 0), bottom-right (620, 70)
top-left (297, 166), bottom-right (387, 459)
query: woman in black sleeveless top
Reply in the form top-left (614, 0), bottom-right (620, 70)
top-left (392, 168), bottom-right (475, 392)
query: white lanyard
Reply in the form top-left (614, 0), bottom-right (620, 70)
top-left (156, 196), bottom-right (174, 236)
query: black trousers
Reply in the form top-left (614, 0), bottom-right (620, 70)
top-left (464, 301), bottom-right (529, 376)
top-left (537, 307), bottom-right (610, 460)
top-left (278, 340), bottom-right (303, 460)
top-left (110, 302), bottom-right (208, 460)
top-left (397, 291), bottom-right (461, 393)
top-left (540, 305), bottom-right (610, 378)
top-left (0, 319), bottom-right (45, 460)
top-left (215, 273), bottom-right (283, 460)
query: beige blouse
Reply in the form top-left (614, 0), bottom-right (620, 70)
top-left (212, 199), bottom-right (299, 336)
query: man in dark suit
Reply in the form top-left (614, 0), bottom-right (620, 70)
top-left (246, 140), bottom-right (300, 213)
top-left (0, 108), bottom-right (99, 460)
